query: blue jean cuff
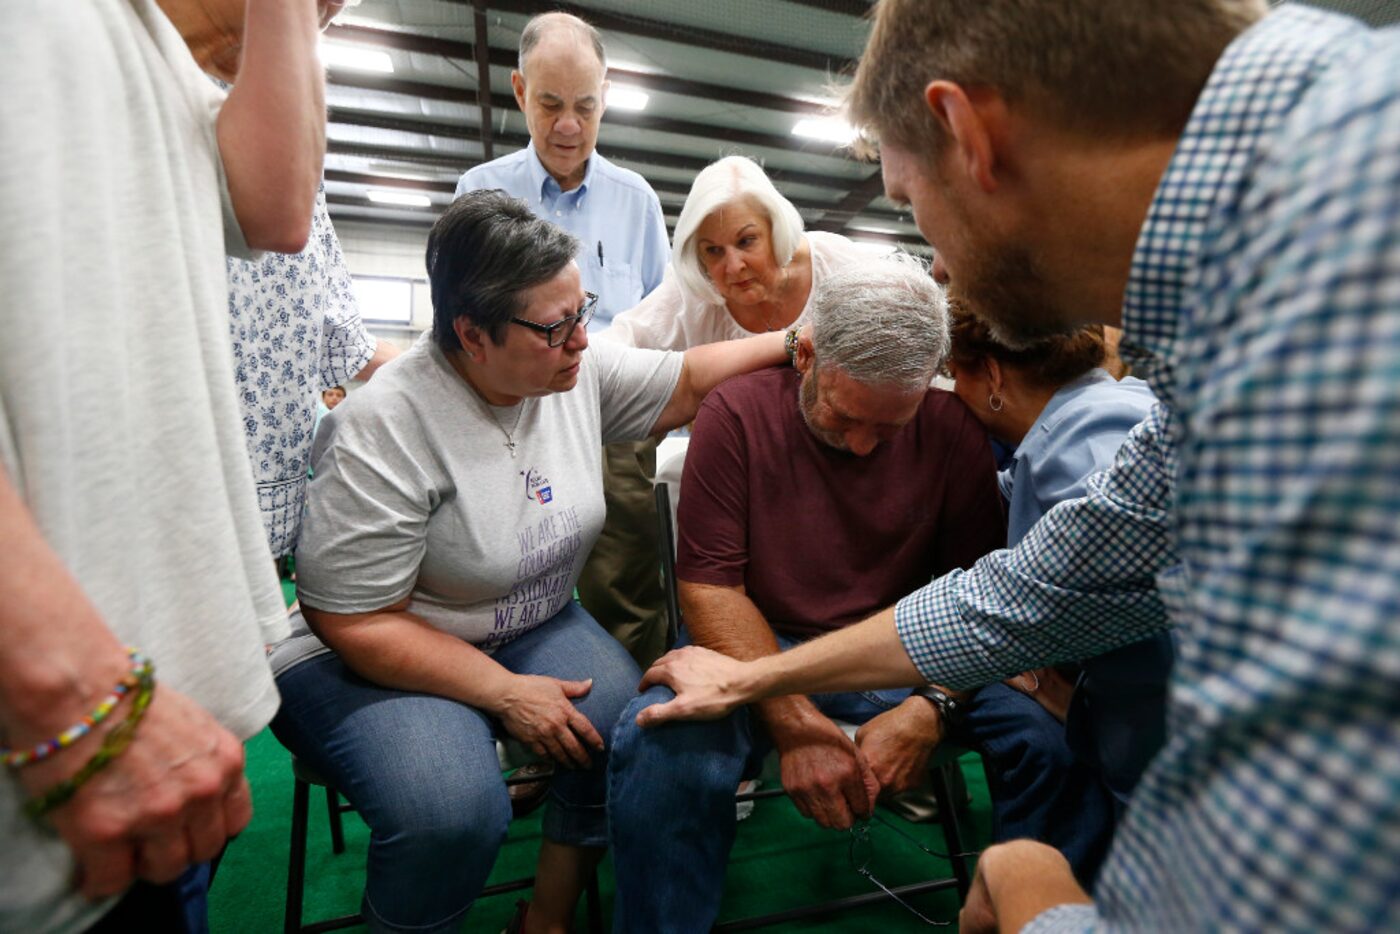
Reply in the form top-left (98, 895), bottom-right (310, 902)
top-left (541, 795), bottom-right (609, 848)
top-left (361, 891), bottom-right (471, 934)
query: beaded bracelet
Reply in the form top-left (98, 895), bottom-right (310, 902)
top-left (24, 661), bottom-right (156, 819)
top-left (784, 324), bottom-right (802, 365)
top-left (2, 648), bottom-right (153, 769)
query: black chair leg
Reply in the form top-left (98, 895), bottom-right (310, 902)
top-left (325, 786), bottom-right (346, 855)
top-left (286, 776), bottom-right (310, 934)
top-left (584, 865), bottom-right (603, 934)
top-left (931, 760), bottom-right (974, 900)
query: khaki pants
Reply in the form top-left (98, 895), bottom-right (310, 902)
top-left (576, 437), bottom-right (669, 667)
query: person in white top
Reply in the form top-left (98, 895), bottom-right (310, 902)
top-left (0, 0), bottom-right (327, 930)
top-left (602, 155), bottom-right (875, 352)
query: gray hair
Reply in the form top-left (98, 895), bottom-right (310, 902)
top-left (810, 255), bottom-right (949, 392)
top-left (518, 12), bottom-right (607, 74)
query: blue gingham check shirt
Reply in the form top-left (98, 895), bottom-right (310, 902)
top-left (893, 7), bottom-right (1400, 930)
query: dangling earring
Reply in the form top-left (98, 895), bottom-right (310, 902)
top-left (988, 392), bottom-right (1004, 412)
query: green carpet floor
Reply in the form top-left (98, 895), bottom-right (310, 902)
top-left (210, 731), bottom-right (993, 932)
top-left (216, 579), bottom-right (994, 931)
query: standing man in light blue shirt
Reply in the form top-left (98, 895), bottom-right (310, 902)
top-left (456, 12), bottom-right (674, 673)
top-left (454, 13), bottom-right (668, 326)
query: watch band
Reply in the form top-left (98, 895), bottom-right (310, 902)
top-left (912, 685), bottom-right (963, 733)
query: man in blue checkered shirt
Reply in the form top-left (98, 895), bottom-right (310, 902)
top-left (637, 1), bottom-right (1400, 929)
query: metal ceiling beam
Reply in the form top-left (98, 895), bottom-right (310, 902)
top-left (782, 0), bottom-right (874, 16)
top-left (327, 139), bottom-right (467, 170)
top-left (810, 169), bottom-right (889, 231)
top-left (323, 163), bottom-right (911, 228)
top-left (471, 0), bottom-right (495, 161)
top-left (324, 196), bottom-right (927, 250)
top-left (452, 0), bottom-right (857, 73)
top-left (325, 23), bottom-right (463, 57)
top-left (326, 71), bottom-right (843, 158)
top-left (327, 106), bottom-right (857, 190)
top-left (323, 23), bottom-right (832, 117)
top-left (325, 169), bottom-right (458, 194)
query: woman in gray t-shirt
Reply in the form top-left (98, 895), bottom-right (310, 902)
top-left (269, 191), bottom-right (788, 932)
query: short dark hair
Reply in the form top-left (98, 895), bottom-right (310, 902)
top-left (426, 190), bottom-right (580, 352)
top-left (945, 303), bottom-right (1106, 390)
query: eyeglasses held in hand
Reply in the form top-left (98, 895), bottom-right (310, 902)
top-left (510, 292), bottom-right (598, 347)
top-left (849, 811), bottom-right (981, 926)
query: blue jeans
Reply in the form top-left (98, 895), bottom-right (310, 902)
top-left (271, 602), bottom-right (639, 934)
top-left (961, 684), bottom-right (1115, 886)
top-left (608, 633), bottom-right (912, 934)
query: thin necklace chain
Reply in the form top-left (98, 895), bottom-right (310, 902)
top-left (468, 382), bottom-right (527, 458)
top-left (488, 403), bottom-right (525, 458)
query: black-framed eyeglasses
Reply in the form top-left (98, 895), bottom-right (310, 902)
top-left (510, 292), bottom-right (598, 347)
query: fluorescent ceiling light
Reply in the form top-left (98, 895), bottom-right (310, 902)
top-left (366, 189), bottom-right (432, 208)
top-left (792, 117), bottom-right (856, 145)
top-left (320, 41), bottom-right (394, 74)
top-left (607, 85), bottom-right (650, 111)
top-left (607, 58), bottom-right (659, 74)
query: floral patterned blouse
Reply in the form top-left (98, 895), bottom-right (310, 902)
top-left (227, 188), bottom-right (375, 557)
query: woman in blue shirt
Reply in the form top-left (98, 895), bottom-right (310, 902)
top-left (943, 307), bottom-right (1172, 812)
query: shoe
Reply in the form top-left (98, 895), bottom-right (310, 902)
top-left (507, 762), bottom-right (553, 818)
top-left (502, 899), bottom-right (528, 934)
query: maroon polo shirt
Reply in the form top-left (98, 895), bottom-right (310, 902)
top-left (677, 366), bottom-right (1007, 640)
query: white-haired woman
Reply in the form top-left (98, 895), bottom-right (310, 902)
top-left (603, 155), bottom-right (872, 348)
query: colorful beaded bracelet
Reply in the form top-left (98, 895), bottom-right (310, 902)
top-left (2, 648), bottom-right (153, 769)
top-left (24, 665), bottom-right (156, 819)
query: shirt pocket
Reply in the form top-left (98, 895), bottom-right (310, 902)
top-left (583, 250), bottom-right (640, 321)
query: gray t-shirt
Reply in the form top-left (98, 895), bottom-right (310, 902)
top-left (272, 332), bottom-right (682, 674)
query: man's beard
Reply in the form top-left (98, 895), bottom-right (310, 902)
top-left (939, 183), bottom-right (1084, 349)
top-left (955, 248), bottom-right (1085, 349)
top-left (797, 371), bottom-right (850, 452)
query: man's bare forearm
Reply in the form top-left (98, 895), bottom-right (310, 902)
top-left (743, 607), bottom-right (925, 700)
top-left (679, 580), bottom-right (826, 736)
top-left (218, 0), bottom-right (325, 252)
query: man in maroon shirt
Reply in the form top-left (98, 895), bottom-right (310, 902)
top-left (608, 260), bottom-right (1010, 932)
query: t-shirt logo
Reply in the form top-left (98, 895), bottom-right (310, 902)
top-left (521, 467), bottom-right (553, 505)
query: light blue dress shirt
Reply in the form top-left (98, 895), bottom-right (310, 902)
top-left (1000, 368), bottom-right (1170, 808)
top-left (455, 144), bottom-right (670, 326)
top-left (999, 369), bottom-right (1155, 546)
top-left (893, 7), bottom-right (1400, 930)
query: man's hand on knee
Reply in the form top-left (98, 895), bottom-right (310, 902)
top-left (960, 840), bottom-right (1091, 934)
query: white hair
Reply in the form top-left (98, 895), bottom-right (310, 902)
top-left (810, 254), bottom-right (949, 392)
top-left (670, 156), bottom-right (806, 304)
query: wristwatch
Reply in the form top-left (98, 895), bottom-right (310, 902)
top-left (784, 324), bottom-right (802, 365)
top-left (911, 685), bottom-right (964, 733)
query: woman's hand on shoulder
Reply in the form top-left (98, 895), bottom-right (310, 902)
top-left (493, 675), bottom-right (604, 768)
